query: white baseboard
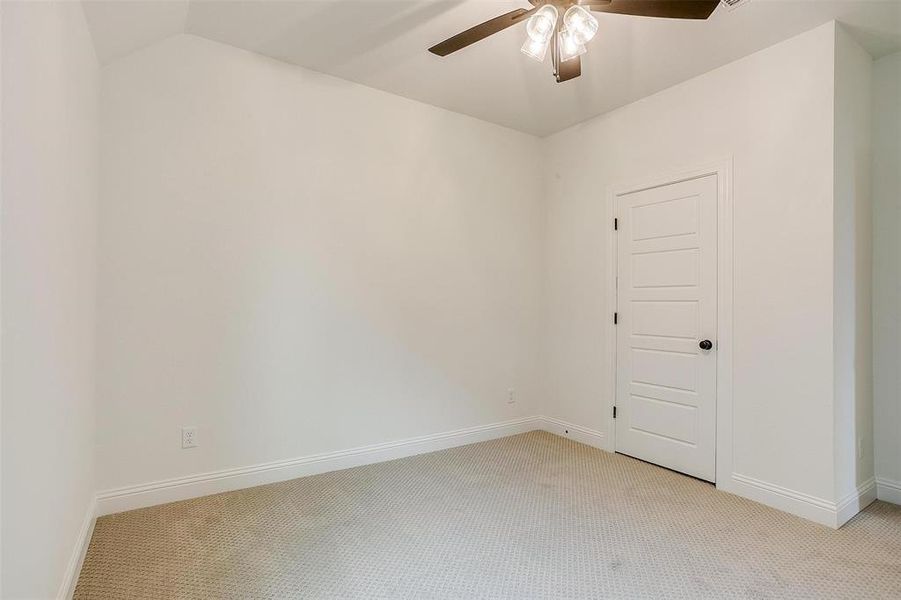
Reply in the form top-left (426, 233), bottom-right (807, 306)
top-left (876, 477), bottom-right (901, 505)
top-left (835, 478), bottom-right (877, 527)
top-left (724, 473), bottom-right (876, 528)
top-left (725, 473), bottom-right (838, 527)
top-left (93, 414), bottom-right (878, 535)
top-left (538, 416), bottom-right (609, 451)
top-left (96, 416), bottom-right (544, 516)
top-left (57, 496), bottom-right (97, 599)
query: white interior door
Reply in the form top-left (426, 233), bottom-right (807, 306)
top-left (615, 174), bottom-right (717, 482)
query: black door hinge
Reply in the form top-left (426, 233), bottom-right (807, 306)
top-left (613, 406), bottom-right (617, 419)
top-left (614, 218), bottom-right (618, 231)
top-left (614, 312), bottom-right (618, 324)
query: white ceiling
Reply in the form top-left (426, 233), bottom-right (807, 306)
top-left (82, 0), bottom-right (901, 136)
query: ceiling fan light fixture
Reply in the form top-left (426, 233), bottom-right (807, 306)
top-left (427, 0), bottom-right (720, 83)
top-left (558, 28), bottom-right (587, 62)
top-left (521, 36), bottom-right (550, 62)
top-left (563, 5), bottom-right (599, 45)
top-left (526, 4), bottom-right (558, 42)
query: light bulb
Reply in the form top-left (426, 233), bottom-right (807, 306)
top-left (527, 5), bottom-right (558, 43)
top-left (521, 36), bottom-right (549, 62)
top-left (558, 28), bottom-right (586, 62)
top-left (563, 5), bottom-right (598, 45)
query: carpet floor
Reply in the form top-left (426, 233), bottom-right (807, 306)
top-left (74, 431), bottom-right (901, 599)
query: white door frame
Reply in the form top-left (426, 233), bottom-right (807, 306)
top-left (605, 158), bottom-right (733, 487)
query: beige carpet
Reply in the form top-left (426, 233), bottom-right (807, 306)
top-left (74, 431), bottom-right (901, 599)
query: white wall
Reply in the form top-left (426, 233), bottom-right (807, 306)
top-left (873, 50), bottom-right (901, 503)
top-left (543, 23), bottom-right (843, 517)
top-left (97, 35), bottom-right (545, 492)
top-left (1, 2), bottom-right (99, 598)
top-left (832, 25), bottom-right (873, 504)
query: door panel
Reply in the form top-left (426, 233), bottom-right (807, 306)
top-left (631, 195), bottom-right (698, 240)
top-left (630, 348), bottom-right (697, 392)
top-left (615, 174), bottom-right (717, 482)
top-left (632, 249), bottom-right (699, 288)
top-left (632, 301), bottom-right (698, 339)
top-left (630, 395), bottom-right (698, 445)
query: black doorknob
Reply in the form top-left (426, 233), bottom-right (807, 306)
top-left (699, 339), bottom-right (713, 351)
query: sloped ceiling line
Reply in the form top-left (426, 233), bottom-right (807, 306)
top-left (82, 0), bottom-right (900, 136)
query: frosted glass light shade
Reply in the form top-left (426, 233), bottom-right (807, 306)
top-left (563, 5), bottom-right (598, 45)
top-left (521, 36), bottom-right (550, 62)
top-left (527, 5), bottom-right (558, 42)
top-left (558, 28), bottom-right (587, 62)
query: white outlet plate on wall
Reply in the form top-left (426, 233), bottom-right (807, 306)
top-left (182, 426), bottom-right (198, 449)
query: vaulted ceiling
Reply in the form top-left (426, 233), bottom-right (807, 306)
top-left (82, 0), bottom-right (901, 136)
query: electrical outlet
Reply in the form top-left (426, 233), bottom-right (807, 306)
top-left (182, 426), bottom-right (198, 449)
top-left (507, 388), bottom-right (516, 404)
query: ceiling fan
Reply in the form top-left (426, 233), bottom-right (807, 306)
top-left (428, 1), bottom-right (720, 83)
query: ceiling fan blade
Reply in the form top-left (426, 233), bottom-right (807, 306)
top-left (429, 8), bottom-right (535, 56)
top-left (585, 0), bottom-right (719, 20)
